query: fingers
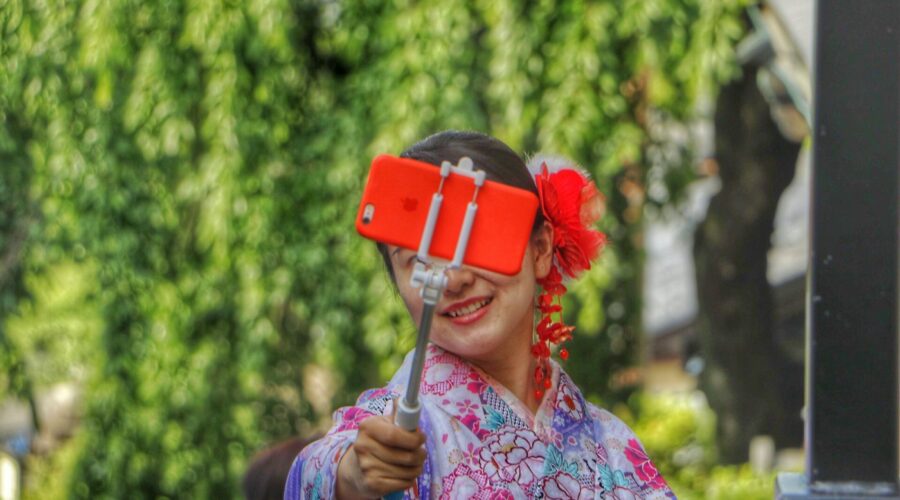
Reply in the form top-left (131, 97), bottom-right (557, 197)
top-left (356, 475), bottom-right (418, 497)
top-left (355, 421), bottom-right (426, 468)
top-left (343, 415), bottom-right (426, 497)
top-left (336, 440), bottom-right (425, 498)
top-left (339, 446), bottom-right (419, 498)
top-left (358, 437), bottom-right (426, 469)
top-left (359, 415), bottom-right (426, 450)
top-left (357, 451), bottom-right (424, 480)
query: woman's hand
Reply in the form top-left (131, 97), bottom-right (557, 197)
top-left (335, 414), bottom-right (426, 499)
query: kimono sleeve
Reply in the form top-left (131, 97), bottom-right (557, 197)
top-left (284, 387), bottom-right (397, 500)
top-left (588, 404), bottom-right (677, 499)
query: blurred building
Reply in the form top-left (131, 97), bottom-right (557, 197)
top-left (642, 0), bottom-right (813, 369)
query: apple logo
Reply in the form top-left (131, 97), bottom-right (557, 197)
top-left (402, 197), bottom-right (418, 212)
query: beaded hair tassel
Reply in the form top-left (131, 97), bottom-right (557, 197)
top-left (527, 156), bottom-right (607, 399)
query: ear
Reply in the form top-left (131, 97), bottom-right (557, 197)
top-left (532, 221), bottom-right (554, 279)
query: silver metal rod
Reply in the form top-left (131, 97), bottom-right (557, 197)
top-left (403, 303), bottom-right (435, 405)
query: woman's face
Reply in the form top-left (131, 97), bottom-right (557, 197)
top-left (387, 223), bottom-right (553, 364)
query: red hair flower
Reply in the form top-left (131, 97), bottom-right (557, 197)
top-left (527, 155), bottom-right (607, 398)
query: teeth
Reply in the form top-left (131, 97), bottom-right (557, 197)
top-left (448, 299), bottom-right (490, 318)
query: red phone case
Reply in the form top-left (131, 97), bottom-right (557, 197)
top-left (356, 154), bottom-right (539, 276)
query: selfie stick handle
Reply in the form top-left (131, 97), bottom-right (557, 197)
top-left (393, 158), bottom-right (485, 432)
top-left (395, 281), bottom-right (443, 431)
top-left (386, 159), bottom-right (484, 500)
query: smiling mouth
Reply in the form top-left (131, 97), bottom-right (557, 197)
top-left (442, 297), bottom-right (493, 318)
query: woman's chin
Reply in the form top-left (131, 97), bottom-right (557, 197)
top-left (435, 335), bottom-right (503, 360)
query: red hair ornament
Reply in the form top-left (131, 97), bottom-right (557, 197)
top-left (527, 156), bottom-right (607, 399)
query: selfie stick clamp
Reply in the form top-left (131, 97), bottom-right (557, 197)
top-left (393, 157), bottom-right (486, 431)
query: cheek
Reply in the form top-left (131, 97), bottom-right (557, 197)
top-left (398, 288), bottom-right (430, 325)
top-left (396, 287), bottom-right (423, 322)
top-left (389, 261), bottom-right (421, 319)
top-left (511, 283), bottom-right (537, 317)
top-left (495, 275), bottom-right (537, 315)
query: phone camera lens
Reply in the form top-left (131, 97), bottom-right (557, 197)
top-left (362, 204), bottom-right (375, 224)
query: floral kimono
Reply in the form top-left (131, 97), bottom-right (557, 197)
top-left (285, 344), bottom-right (675, 499)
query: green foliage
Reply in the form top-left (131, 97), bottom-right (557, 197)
top-left (22, 432), bottom-right (86, 500)
top-left (0, 0), bottom-right (46, 428)
top-left (626, 392), bottom-right (717, 473)
top-left (1, 0), bottom-right (748, 497)
top-left (5, 260), bottom-right (101, 389)
top-left (621, 392), bottom-right (776, 499)
top-left (703, 465), bottom-right (776, 500)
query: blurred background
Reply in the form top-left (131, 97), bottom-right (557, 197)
top-left (0, 0), bottom-right (816, 498)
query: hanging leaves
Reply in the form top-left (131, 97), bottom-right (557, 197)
top-left (1, 0), bottom-right (745, 496)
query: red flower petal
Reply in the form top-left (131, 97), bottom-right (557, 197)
top-left (530, 161), bottom-right (609, 393)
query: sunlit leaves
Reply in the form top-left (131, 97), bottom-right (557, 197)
top-left (2, 0), bottom-right (745, 496)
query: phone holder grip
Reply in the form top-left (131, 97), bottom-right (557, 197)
top-left (394, 396), bottom-right (421, 431)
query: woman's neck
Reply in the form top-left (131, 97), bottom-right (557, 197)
top-left (469, 339), bottom-right (542, 414)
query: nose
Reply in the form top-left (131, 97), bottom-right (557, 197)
top-left (443, 266), bottom-right (475, 296)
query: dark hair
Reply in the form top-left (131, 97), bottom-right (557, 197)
top-left (243, 436), bottom-right (318, 500)
top-left (376, 130), bottom-right (544, 282)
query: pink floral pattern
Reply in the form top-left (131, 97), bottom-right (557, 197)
top-left (334, 406), bottom-right (375, 432)
top-left (465, 371), bottom-right (488, 395)
top-left (556, 376), bottom-right (584, 421)
top-left (285, 345), bottom-right (674, 500)
top-left (625, 438), bottom-right (669, 491)
top-left (477, 426), bottom-right (546, 486)
top-left (540, 472), bottom-right (594, 500)
top-left (544, 427), bottom-right (564, 449)
top-left (441, 463), bottom-right (515, 500)
top-left (421, 346), bottom-right (473, 396)
top-left (448, 441), bottom-right (478, 465)
top-left (596, 441), bottom-right (609, 464)
top-left (455, 398), bottom-right (479, 414)
top-left (459, 412), bottom-right (489, 440)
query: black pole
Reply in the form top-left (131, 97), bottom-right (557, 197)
top-left (776, 0), bottom-right (899, 498)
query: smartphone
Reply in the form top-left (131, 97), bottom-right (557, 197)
top-left (356, 154), bottom-right (539, 276)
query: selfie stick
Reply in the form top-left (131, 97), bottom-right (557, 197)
top-left (393, 157), bottom-right (485, 431)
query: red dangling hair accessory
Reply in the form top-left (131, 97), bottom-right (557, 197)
top-left (527, 155), bottom-right (607, 398)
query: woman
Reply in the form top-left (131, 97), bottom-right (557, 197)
top-left (285, 131), bottom-right (673, 499)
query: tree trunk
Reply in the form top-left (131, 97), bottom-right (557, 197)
top-left (694, 63), bottom-right (802, 463)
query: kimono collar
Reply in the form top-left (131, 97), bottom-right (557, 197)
top-left (405, 344), bottom-right (585, 437)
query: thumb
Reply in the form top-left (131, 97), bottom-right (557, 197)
top-left (390, 396), bottom-right (399, 421)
